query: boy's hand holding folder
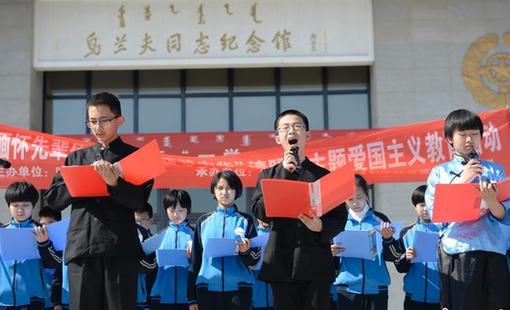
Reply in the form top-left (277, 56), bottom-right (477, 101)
top-left (60, 140), bottom-right (165, 198)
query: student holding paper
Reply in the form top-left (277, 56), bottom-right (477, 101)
top-left (36, 207), bottom-right (66, 310)
top-left (251, 110), bottom-right (347, 310)
top-left (188, 170), bottom-right (259, 310)
top-left (252, 219), bottom-right (273, 310)
top-left (0, 181), bottom-right (47, 309)
top-left (331, 174), bottom-right (391, 310)
top-left (43, 92), bottom-right (154, 310)
top-left (135, 203), bottom-right (157, 310)
top-left (150, 191), bottom-right (193, 309)
top-left (382, 185), bottom-right (441, 310)
top-left (425, 109), bottom-right (510, 310)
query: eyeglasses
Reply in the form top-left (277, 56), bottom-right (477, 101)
top-left (277, 122), bottom-right (306, 134)
top-left (86, 116), bottom-right (119, 128)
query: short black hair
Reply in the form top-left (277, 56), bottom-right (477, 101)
top-left (354, 174), bottom-right (369, 197)
top-left (443, 109), bottom-right (483, 141)
top-left (38, 207), bottom-right (62, 221)
top-left (411, 185), bottom-right (427, 207)
top-left (136, 202), bottom-right (154, 218)
top-left (210, 170), bottom-right (243, 200)
top-left (274, 109), bottom-right (310, 132)
top-left (163, 189), bottom-right (192, 214)
top-left (5, 181), bottom-right (39, 206)
top-left (87, 92), bottom-right (122, 117)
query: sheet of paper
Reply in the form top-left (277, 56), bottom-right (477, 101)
top-left (0, 228), bottom-right (40, 261)
top-left (333, 229), bottom-right (377, 260)
top-left (203, 238), bottom-right (238, 258)
top-left (46, 217), bottom-right (70, 251)
top-left (156, 249), bottom-right (189, 267)
top-left (412, 231), bottom-right (439, 263)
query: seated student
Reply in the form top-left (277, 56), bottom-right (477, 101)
top-left (425, 109), bottom-right (510, 310)
top-left (134, 203), bottom-right (157, 310)
top-left (150, 190), bottom-right (193, 310)
top-left (252, 219), bottom-right (273, 310)
top-left (331, 174), bottom-right (392, 310)
top-left (382, 185), bottom-right (441, 310)
top-left (0, 181), bottom-right (47, 310)
top-left (37, 207), bottom-right (64, 310)
top-left (188, 170), bottom-right (260, 310)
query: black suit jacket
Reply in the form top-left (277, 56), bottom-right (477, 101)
top-left (44, 137), bottom-right (153, 263)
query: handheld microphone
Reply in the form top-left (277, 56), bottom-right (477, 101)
top-left (0, 159), bottom-right (11, 169)
top-left (461, 149), bottom-right (479, 165)
top-left (288, 138), bottom-right (301, 171)
top-left (234, 227), bottom-right (245, 242)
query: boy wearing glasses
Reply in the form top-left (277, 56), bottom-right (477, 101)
top-left (44, 92), bottom-right (153, 310)
top-left (251, 109), bottom-right (348, 310)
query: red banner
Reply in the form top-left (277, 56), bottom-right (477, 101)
top-left (1, 109), bottom-right (509, 189)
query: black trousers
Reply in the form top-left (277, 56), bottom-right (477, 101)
top-left (271, 281), bottom-right (330, 310)
top-left (196, 286), bottom-right (252, 310)
top-left (68, 256), bottom-right (138, 310)
top-left (403, 296), bottom-right (440, 310)
top-left (438, 247), bottom-right (510, 310)
top-left (336, 290), bottom-right (388, 310)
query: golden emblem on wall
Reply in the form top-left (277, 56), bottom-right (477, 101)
top-left (463, 32), bottom-right (510, 108)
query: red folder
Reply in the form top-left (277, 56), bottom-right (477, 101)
top-left (497, 178), bottom-right (510, 201)
top-left (60, 166), bottom-right (109, 197)
top-left (433, 178), bottom-right (510, 223)
top-left (261, 163), bottom-right (355, 219)
top-left (60, 140), bottom-right (165, 197)
top-left (119, 140), bottom-right (166, 185)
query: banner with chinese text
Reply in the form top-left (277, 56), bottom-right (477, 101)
top-left (34, 0), bottom-right (374, 70)
top-left (0, 109), bottom-right (508, 189)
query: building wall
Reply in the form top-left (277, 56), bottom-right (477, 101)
top-left (0, 0), bottom-right (43, 224)
top-left (371, 0), bottom-right (510, 308)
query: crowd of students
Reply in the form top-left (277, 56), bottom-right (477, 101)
top-left (0, 93), bottom-right (509, 310)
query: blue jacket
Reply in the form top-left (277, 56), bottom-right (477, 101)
top-left (252, 225), bottom-right (273, 308)
top-left (188, 205), bottom-right (259, 304)
top-left (425, 155), bottom-right (510, 255)
top-left (0, 219), bottom-right (47, 307)
top-left (136, 225), bottom-right (157, 306)
top-left (333, 210), bottom-right (391, 295)
top-left (384, 220), bottom-right (441, 303)
top-left (150, 221), bottom-right (193, 304)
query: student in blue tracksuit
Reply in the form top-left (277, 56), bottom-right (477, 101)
top-left (150, 190), bottom-right (194, 310)
top-left (188, 170), bottom-right (260, 310)
top-left (0, 181), bottom-right (47, 310)
top-left (252, 219), bottom-right (273, 310)
top-left (135, 203), bottom-right (157, 310)
top-left (331, 174), bottom-right (392, 310)
top-left (35, 208), bottom-right (70, 310)
top-left (383, 185), bottom-right (441, 310)
top-left (37, 207), bottom-right (64, 310)
top-left (425, 109), bottom-right (510, 310)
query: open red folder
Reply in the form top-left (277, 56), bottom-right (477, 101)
top-left (261, 163), bottom-right (355, 219)
top-left (60, 140), bottom-right (165, 197)
top-left (432, 178), bottom-right (510, 223)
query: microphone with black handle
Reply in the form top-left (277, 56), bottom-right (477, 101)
top-left (461, 149), bottom-right (479, 165)
top-left (0, 159), bottom-right (11, 169)
top-left (288, 138), bottom-right (301, 173)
